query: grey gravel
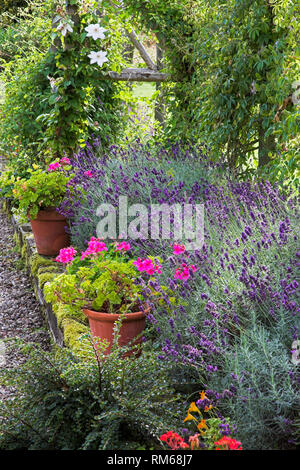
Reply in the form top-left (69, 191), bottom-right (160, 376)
top-left (0, 208), bottom-right (51, 398)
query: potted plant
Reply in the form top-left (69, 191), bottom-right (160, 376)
top-left (11, 160), bottom-right (73, 256)
top-left (44, 239), bottom-right (160, 355)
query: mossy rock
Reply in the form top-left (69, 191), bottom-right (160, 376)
top-left (38, 272), bottom-right (60, 289)
top-left (13, 231), bottom-right (22, 251)
top-left (61, 318), bottom-right (90, 354)
top-left (38, 265), bottom-right (61, 275)
top-left (54, 303), bottom-right (87, 328)
top-left (30, 253), bottom-right (57, 277)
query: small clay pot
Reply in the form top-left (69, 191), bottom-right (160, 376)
top-left (29, 208), bottom-right (70, 256)
top-left (83, 308), bottom-right (148, 357)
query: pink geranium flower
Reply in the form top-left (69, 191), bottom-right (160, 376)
top-left (80, 236), bottom-right (107, 259)
top-left (56, 247), bottom-right (77, 264)
top-left (84, 170), bottom-right (93, 178)
top-left (115, 241), bottom-right (131, 251)
top-left (48, 161), bottom-right (61, 171)
top-left (174, 263), bottom-right (197, 281)
top-left (133, 257), bottom-right (162, 275)
top-left (60, 157), bottom-right (71, 165)
top-left (173, 243), bottom-right (186, 255)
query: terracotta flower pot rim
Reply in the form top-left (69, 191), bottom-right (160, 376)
top-left (29, 207), bottom-right (67, 221)
top-left (83, 307), bottom-right (149, 323)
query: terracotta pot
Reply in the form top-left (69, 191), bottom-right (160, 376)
top-left (29, 208), bottom-right (70, 256)
top-left (83, 308), bottom-right (147, 357)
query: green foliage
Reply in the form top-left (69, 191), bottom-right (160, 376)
top-left (0, 0), bottom-right (27, 17)
top-left (11, 165), bottom-right (73, 220)
top-left (0, 339), bottom-right (182, 450)
top-left (123, 0), bottom-right (299, 181)
top-left (0, 0), bottom-right (130, 161)
top-left (0, 1), bottom-right (58, 158)
top-left (41, 0), bottom-right (130, 155)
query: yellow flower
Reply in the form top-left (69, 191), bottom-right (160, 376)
top-left (32, 164), bottom-right (39, 169)
top-left (188, 402), bottom-right (200, 414)
top-left (200, 390), bottom-right (207, 400)
top-left (184, 412), bottom-right (197, 423)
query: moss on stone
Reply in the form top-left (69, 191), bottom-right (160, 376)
top-left (38, 272), bottom-right (59, 289)
top-left (61, 318), bottom-right (89, 354)
top-left (54, 303), bottom-right (87, 328)
top-left (3, 197), bottom-right (92, 356)
top-left (38, 265), bottom-right (61, 275)
top-left (21, 243), bottom-right (28, 262)
top-left (13, 231), bottom-right (21, 251)
top-left (30, 253), bottom-right (57, 277)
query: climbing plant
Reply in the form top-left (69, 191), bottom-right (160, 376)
top-left (37, 0), bottom-right (126, 155)
top-left (0, 0), bottom-right (135, 161)
top-left (122, 0), bottom-right (299, 180)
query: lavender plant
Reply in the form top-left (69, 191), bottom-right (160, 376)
top-left (59, 138), bottom-right (299, 449)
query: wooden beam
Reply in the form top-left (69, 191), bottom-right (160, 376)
top-left (124, 28), bottom-right (157, 70)
top-left (155, 45), bottom-right (165, 125)
top-left (105, 0), bottom-right (157, 70)
top-left (103, 68), bottom-right (169, 82)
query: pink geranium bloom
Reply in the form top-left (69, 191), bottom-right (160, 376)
top-left (80, 236), bottom-right (107, 260)
top-left (174, 263), bottom-right (197, 281)
top-left (173, 243), bottom-right (186, 255)
top-left (133, 257), bottom-right (162, 275)
top-left (60, 157), bottom-right (71, 165)
top-left (56, 247), bottom-right (77, 264)
top-left (84, 170), bottom-right (93, 178)
top-left (115, 241), bottom-right (131, 252)
top-left (48, 161), bottom-right (61, 172)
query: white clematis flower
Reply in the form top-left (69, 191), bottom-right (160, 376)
top-left (85, 24), bottom-right (107, 41)
top-left (57, 21), bottom-right (73, 37)
top-left (88, 50), bottom-right (109, 67)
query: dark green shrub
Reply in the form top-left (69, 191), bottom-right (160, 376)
top-left (0, 338), bottom-right (182, 450)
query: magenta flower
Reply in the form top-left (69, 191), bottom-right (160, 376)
top-left (174, 263), bottom-right (197, 281)
top-left (60, 157), bottom-right (71, 165)
top-left (84, 170), bottom-right (93, 178)
top-left (115, 241), bottom-right (131, 251)
top-left (80, 236), bottom-right (107, 259)
top-left (48, 162), bottom-right (61, 171)
top-left (56, 247), bottom-right (77, 264)
top-left (133, 257), bottom-right (162, 275)
top-left (173, 243), bottom-right (186, 255)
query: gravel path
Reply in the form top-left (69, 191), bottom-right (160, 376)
top-left (0, 208), bottom-right (51, 398)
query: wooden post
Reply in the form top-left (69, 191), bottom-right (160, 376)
top-left (155, 44), bottom-right (165, 126)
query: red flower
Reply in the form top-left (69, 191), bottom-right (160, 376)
top-left (214, 436), bottom-right (243, 450)
top-left (160, 431), bottom-right (189, 450)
